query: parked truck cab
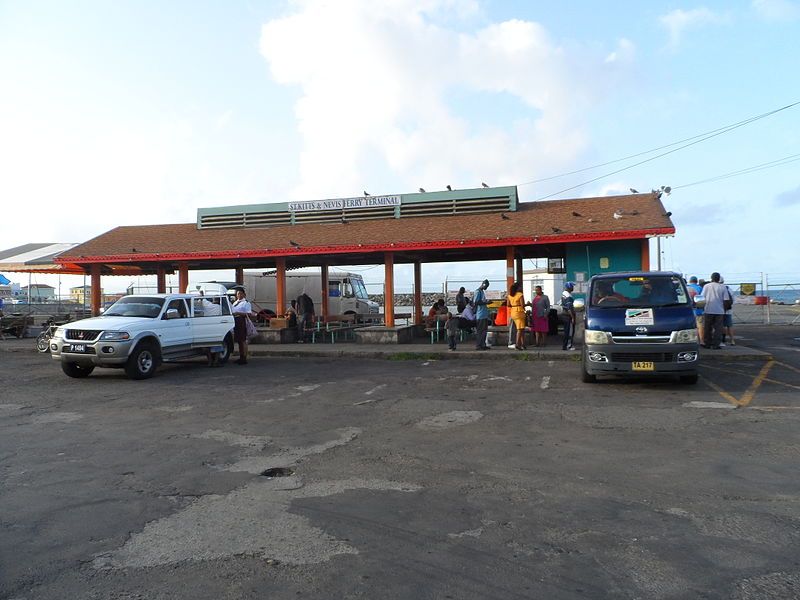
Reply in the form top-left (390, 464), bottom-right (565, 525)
top-left (581, 272), bottom-right (699, 384)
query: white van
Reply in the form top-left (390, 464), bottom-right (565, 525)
top-left (194, 271), bottom-right (379, 319)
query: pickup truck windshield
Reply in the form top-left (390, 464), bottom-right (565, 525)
top-left (590, 276), bottom-right (690, 309)
top-left (104, 296), bottom-right (165, 318)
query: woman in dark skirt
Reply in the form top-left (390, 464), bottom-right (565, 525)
top-left (232, 288), bottom-right (254, 364)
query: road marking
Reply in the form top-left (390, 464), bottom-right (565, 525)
top-left (699, 375), bottom-right (739, 406)
top-left (540, 376), bottom-right (550, 390)
top-left (700, 364), bottom-right (800, 391)
top-left (364, 384), bottom-right (386, 396)
top-left (738, 360), bottom-right (774, 407)
top-left (774, 360), bottom-right (800, 374)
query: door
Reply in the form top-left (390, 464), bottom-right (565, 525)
top-left (191, 295), bottom-right (232, 344)
top-left (158, 298), bottom-right (192, 353)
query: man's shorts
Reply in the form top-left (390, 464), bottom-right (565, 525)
top-left (723, 313), bottom-right (733, 327)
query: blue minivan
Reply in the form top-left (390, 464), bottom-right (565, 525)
top-left (582, 271), bottom-right (699, 384)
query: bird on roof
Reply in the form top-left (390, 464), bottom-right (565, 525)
top-left (551, 226), bottom-right (562, 233)
top-left (663, 211), bottom-right (672, 217)
top-left (341, 216), bottom-right (348, 224)
top-left (446, 185), bottom-right (452, 191)
top-left (613, 211), bottom-right (623, 219)
top-left (571, 211), bottom-right (582, 217)
top-left (629, 188), bottom-right (639, 194)
top-left (501, 213), bottom-right (510, 220)
top-left (419, 187), bottom-right (426, 193)
top-left (587, 218), bottom-right (596, 223)
top-left (481, 182), bottom-right (489, 188)
top-left (363, 190), bottom-right (370, 196)
top-left (289, 240), bottom-right (301, 248)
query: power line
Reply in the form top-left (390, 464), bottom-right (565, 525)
top-left (518, 100), bottom-right (800, 199)
top-left (672, 152), bottom-right (800, 190)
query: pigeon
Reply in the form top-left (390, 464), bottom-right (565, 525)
top-left (363, 190), bottom-right (370, 196)
top-left (613, 211), bottom-right (623, 220)
top-left (501, 213), bottom-right (510, 220)
top-left (663, 211), bottom-right (672, 217)
top-left (341, 216), bottom-right (348, 224)
top-left (446, 185), bottom-right (452, 191)
top-left (551, 226), bottom-right (562, 233)
top-left (289, 240), bottom-right (301, 248)
top-left (481, 182), bottom-right (489, 188)
top-left (629, 188), bottom-right (639, 194)
top-left (571, 211), bottom-right (582, 217)
top-left (419, 187), bottom-right (426, 193)
top-left (587, 218), bottom-right (596, 223)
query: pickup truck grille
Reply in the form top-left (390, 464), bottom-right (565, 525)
top-left (65, 329), bottom-right (101, 341)
top-left (611, 352), bottom-right (675, 363)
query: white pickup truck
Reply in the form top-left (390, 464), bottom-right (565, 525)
top-left (50, 293), bottom-right (235, 379)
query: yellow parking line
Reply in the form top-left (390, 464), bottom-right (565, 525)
top-left (700, 363), bottom-right (800, 391)
top-left (738, 360), bottom-right (774, 407)
top-left (699, 375), bottom-right (740, 406)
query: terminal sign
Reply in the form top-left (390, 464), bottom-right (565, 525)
top-left (289, 195), bottom-right (401, 213)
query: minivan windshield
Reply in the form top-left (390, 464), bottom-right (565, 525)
top-left (104, 296), bottom-right (165, 318)
top-left (589, 275), bottom-right (690, 308)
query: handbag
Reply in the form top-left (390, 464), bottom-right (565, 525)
top-left (723, 297), bottom-right (733, 311)
top-left (245, 317), bottom-right (258, 340)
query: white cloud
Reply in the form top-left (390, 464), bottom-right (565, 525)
top-left (659, 7), bottom-right (728, 48)
top-left (260, 0), bottom-right (633, 201)
top-left (604, 38), bottom-right (636, 64)
top-left (752, 0), bottom-right (800, 20)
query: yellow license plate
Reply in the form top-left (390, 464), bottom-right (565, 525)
top-left (632, 361), bottom-right (655, 371)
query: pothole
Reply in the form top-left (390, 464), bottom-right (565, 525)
top-left (261, 467), bottom-right (294, 478)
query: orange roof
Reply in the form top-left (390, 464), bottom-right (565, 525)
top-left (58, 193), bottom-right (673, 266)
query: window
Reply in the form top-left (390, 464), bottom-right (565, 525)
top-left (590, 276), bottom-right (689, 308)
top-left (164, 299), bottom-right (188, 318)
top-left (193, 297), bottom-right (223, 317)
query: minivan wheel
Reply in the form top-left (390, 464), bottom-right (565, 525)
top-left (125, 342), bottom-right (160, 380)
top-left (581, 352), bottom-right (597, 383)
top-left (680, 373), bottom-right (699, 385)
top-left (62, 361), bottom-right (95, 378)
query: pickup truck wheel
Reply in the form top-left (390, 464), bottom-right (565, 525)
top-left (680, 373), bottom-right (699, 385)
top-left (218, 334), bottom-right (233, 365)
top-left (125, 342), bottom-right (160, 380)
top-left (62, 361), bottom-right (95, 378)
top-left (581, 352), bottom-right (597, 383)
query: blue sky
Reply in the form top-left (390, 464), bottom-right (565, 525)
top-left (1, 0), bottom-right (799, 294)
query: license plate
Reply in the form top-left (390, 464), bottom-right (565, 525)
top-left (68, 343), bottom-right (88, 353)
top-left (632, 361), bottom-right (655, 371)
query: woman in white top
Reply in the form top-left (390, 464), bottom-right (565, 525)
top-left (232, 288), bottom-right (255, 364)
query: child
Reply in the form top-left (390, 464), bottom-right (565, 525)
top-left (445, 312), bottom-right (459, 351)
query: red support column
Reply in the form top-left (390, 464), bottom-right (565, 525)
top-left (235, 267), bottom-right (244, 286)
top-left (90, 264), bottom-right (102, 316)
top-left (413, 261), bottom-right (422, 325)
top-left (178, 263), bottom-right (189, 294)
top-left (275, 258), bottom-right (286, 316)
top-left (320, 264), bottom-right (329, 322)
top-left (641, 239), bottom-right (650, 272)
top-left (156, 267), bottom-right (166, 294)
top-left (506, 246), bottom-right (515, 294)
top-left (384, 252), bottom-right (395, 327)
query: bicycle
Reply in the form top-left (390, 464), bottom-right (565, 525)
top-left (36, 317), bottom-right (60, 353)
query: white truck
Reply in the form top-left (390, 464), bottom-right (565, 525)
top-left (196, 271), bottom-right (379, 319)
top-left (50, 293), bottom-right (235, 379)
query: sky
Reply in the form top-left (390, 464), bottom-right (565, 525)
top-left (1, 0), bottom-right (799, 294)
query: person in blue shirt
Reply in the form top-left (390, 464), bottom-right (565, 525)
top-left (473, 279), bottom-right (491, 350)
top-left (686, 276), bottom-right (704, 345)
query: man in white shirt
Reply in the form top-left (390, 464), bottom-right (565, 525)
top-left (701, 272), bottom-right (731, 349)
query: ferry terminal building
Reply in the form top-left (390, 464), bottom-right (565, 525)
top-left (52, 186), bottom-right (675, 334)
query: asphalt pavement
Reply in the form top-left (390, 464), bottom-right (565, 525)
top-left (1, 325), bottom-right (799, 599)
